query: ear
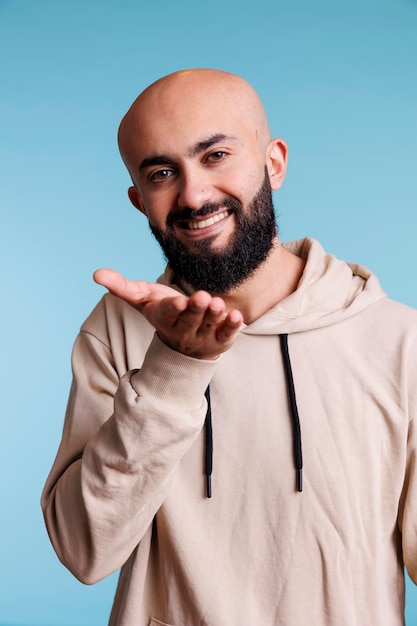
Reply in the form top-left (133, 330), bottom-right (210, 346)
top-left (128, 186), bottom-right (147, 216)
top-left (266, 138), bottom-right (288, 191)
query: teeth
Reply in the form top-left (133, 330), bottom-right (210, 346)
top-left (189, 210), bottom-right (229, 230)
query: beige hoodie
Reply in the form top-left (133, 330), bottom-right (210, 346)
top-left (42, 238), bottom-right (417, 626)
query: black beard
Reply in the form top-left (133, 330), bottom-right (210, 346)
top-left (149, 169), bottom-right (278, 295)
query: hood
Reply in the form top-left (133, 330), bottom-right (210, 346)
top-left (244, 238), bottom-right (386, 335)
top-left (159, 238), bottom-right (386, 336)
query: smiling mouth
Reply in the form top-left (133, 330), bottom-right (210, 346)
top-left (178, 209), bottom-right (232, 231)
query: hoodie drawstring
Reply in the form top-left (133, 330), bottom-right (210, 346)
top-left (203, 334), bottom-right (303, 498)
top-left (204, 387), bottom-right (213, 498)
top-left (280, 333), bottom-right (303, 492)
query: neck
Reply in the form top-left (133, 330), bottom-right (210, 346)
top-left (221, 238), bottom-right (305, 325)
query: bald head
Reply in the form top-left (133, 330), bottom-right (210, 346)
top-left (118, 69), bottom-right (271, 185)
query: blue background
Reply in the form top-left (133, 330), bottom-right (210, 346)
top-left (1, 0), bottom-right (416, 624)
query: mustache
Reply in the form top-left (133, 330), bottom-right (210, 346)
top-left (166, 197), bottom-right (241, 228)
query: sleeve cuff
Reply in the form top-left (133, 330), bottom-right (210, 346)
top-left (130, 333), bottom-right (219, 412)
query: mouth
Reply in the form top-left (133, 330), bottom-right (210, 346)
top-left (177, 209), bottom-right (233, 231)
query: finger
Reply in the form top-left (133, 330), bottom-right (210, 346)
top-left (188, 291), bottom-right (213, 311)
top-left (94, 269), bottom-right (152, 305)
top-left (174, 291), bottom-right (214, 330)
top-left (199, 297), bottom-right (227, 328)
top-left (149, 295), bottom-right (189, 321)
top-left (215, 309), bottom-right (243, 341)
top-left (94, 269), bottom-right (128, 293)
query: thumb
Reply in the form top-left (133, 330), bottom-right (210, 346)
top-left (93, 268), bottom-right (127, 293)
top-left (93, 268), bottom-right (152, 305)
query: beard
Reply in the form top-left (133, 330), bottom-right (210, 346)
top-left (149, 169), bottom-right (278, 295)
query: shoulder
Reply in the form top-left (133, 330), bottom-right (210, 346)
top-left (375, 298), bottom-right (417, 329)
top-left (360, 298), bottom-right (417, 360)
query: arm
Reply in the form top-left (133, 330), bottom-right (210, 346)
top-left (398, 329), bottom-right (417, 585)
top-left (41, 272), bottom-right (242, 584)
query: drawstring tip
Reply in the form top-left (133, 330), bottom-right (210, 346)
top-left (206, 475), bottom-right (212, 499)
top-left (297, 469), bottom-right (303, 492)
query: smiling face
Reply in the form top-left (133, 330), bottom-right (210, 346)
top-left (118, 69), bottom-right (288, 293)
top-left (150, 167), bottom-right (278, 294)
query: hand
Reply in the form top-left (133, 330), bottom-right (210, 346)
top-left (93, 269), bottom-right (243, 359)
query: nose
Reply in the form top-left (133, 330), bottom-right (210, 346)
top-left (176, 167), bottom-right (214, 210)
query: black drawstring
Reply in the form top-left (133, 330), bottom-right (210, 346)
top-left (203, 335), bottom-right (303, 498)
top-left (204, 386), bottom-right (213, 498)
top-left (280, 334), bottom-right (303, 492)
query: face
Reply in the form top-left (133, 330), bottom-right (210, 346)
top-left (150, 167), bottom-right (278, 294)
top-left (120, 71), bottom-right (288, 293)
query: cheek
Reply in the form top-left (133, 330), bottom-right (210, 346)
top-left (140, 197), bottom-right (171, 228)
top-left (224, 168), bottom-right (263, 202)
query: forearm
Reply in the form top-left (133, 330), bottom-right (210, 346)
top-left (42, 334), bottom-right (217, 583)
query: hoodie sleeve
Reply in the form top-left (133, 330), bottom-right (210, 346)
top-left (398, 330), bottom-right (417, 585)
top-left (41, 324), bottom-right (217, 585)
top-left (400, 419), bottom-right (417, 583)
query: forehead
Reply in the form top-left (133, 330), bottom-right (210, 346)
top-left (129, 111), bottom-right (257, 169)
top-left (138, 101), bottom-right (254, 155)
top-left (125, 78), bottom-right (264, 153)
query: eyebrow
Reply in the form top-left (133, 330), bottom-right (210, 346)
top-left (187, 133), bottom-right (238, 158)
top-left (139, 154), bottom-right (177, 171)
top-left (138, 133), bottom-right (238, 172)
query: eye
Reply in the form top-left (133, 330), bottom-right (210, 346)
top-left (206, 150), bottom-right (227, 163)
top-left (150, 168), bottom-right (174, 183)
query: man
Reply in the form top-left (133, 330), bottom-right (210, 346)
top-left (42, 69), bottom-right (417, 626)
